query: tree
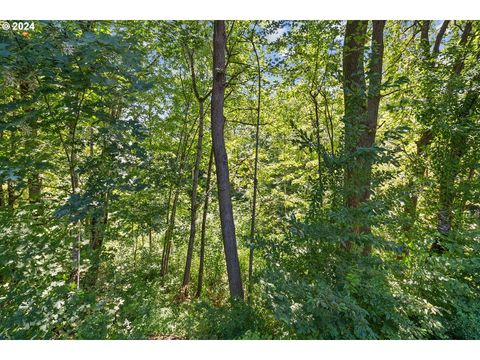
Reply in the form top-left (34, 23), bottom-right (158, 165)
top-left (180, 24), bottom-right (213, 298)
top-left (342, 20), bottom-right (386, 254)
top-left (211, 20), bottom-right (244, 299)
top-left (247, 26), bottom-right (262, 297)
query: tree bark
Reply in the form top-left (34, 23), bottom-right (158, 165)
top-left (211, 20), bottom-right (244, 299)
top-left (310, 93), bottom-right (324, 208)
top-left (160, 114), bottom-right (192, 277)
top-left (195, 148), bottom-right (214, 298)
top-left (161, 180), bottom-right (181, 276)
top-left (342, 20), bottom-right (368, 252)
top-left (7, 130), bottom-right (16, 209)
top-left (342, 20), bottom-right (385, 254)
top-left (181, 45), bottom-right (212, 299)
top-left (180, 99), bottom-right (204, 298)
top-left (361, 20), bottom-right (386, 255)
top-left (0, 131), bottom-right (5, 208)
top-left (149, 228), bottom-right (153, 253)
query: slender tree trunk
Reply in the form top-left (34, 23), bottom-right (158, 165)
top-left (161, 185), bottom-right (174, 274)
top-left (248, 32), bottom-right (261, 298)
top-left (361, 20), bottom-right (386, 255)
top-left (68, 111), bottom-right (81, 288)
top-left (160, 119), bottom-right (191, 277)
top-left (211, 20), bottom-right (244, 299)
top-left (310, 94), bottom-right (324, 208)
top-left (7, 130), bottom-right (16, 209)
top-left (0, 131), bottom-right (4, 208)
top-left (75, 221), bottom-right (81, 289)
top-left (161, 185), bottom-right (181, 276)
top-left (149, 228), bottom-right (153, 253)
top-left (134, 228), bottom-right (138, 266)
top-left (181, 99), bottom-right (205, 299)
top-left (20, 82), bottom-right (42, 204)
top-left (196, 148), bottom-right (214, 298)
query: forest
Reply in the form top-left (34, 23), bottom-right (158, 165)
top-left (0, 19), bottom-right (479, 340)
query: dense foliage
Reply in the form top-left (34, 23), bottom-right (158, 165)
top-left (0, 20), bottom-right (479, 339)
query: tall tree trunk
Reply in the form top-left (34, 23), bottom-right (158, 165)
top-left (181, 43), bottom-right (215, 298)
top-left (196, 148), bottom-right (214, 298)
top-left (361, 20), bottom-right (386, 255)
top-left (211, 20), bottom-right (244, 299)
top-left (0, 131), bottom-right (5, 208)
top-left (181, 102), bottom-right (204, 297)
top-left (310, 93), bottom-right (324, 208)
top-left (68, 105), bottom-right (82, 289)
top-left (342, 20), bottom-right (368, 252)
top-left (342, 20), bottom-right (385, 254)
top-left (248, 32), bottom-right (261, 298)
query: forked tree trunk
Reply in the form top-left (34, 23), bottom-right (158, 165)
top-left (181, 46), bottom-right (211, 299)
top-left (342, 20), bottom-right (385, 255)
top-left (211, 20), bottom-right (244, 299)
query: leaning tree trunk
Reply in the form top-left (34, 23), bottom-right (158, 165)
top-left (211, 20), bottom-right (244, 299)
